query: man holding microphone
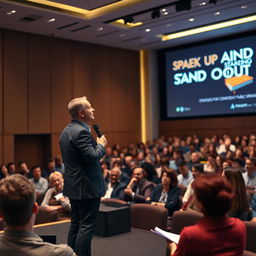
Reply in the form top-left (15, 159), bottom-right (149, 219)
top-left (60, 96), bottom-right (107, 256)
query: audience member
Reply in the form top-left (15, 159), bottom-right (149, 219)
top-left (29, 165), bottom-right (48, 197)
top-left (0, 174), bottom-right (75, 256)
top-left (54, 156), bottom-right (65, 173)
top-left (6, 162), bottom-right (16, 175)
top-left (222, 167), bottom-right (251, 220)
top-left (102, 167), bottom-right (126, 200)
top-left (203, 155), bottom-right (218, 173)
top-left (169, 149), bottom-right (184, 171)
top-left (182, 164), bottom-right (204, 209)
top-left (124, 167), bottom-right (154, 203)
top-left (0, 164), bottom-right (9, 180)
top-left (170, 174), bottom-right (246, 256)
top-left (141, 162), bottom-right (160, 184)
top-left (251, 193), bottom-right (256, 222)
top-left (243, 157), bottom-right (256, 198)
top-left (147, 167), bottom-right (180, 216)
top-left (18, 161), bottom-right (32, 178)
top-left (41, 171), bottom-right (71, 220)
top-left (42, 159), bottom-right (56, 178)
top-left (177, 162), bottom-right (193, 190)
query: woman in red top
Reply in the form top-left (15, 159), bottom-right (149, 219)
top-left (171, 174), bottom-right (246, 256)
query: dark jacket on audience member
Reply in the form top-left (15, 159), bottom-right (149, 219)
top-left (149, 184), bottom-right (181, 216)
top-left (124, 178), bottom-right (155, 203)
top-left (105, 181), bottom-right (126, 200)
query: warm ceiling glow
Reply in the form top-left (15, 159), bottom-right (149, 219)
top-left (162, 15), bottom-right (256, 41)
top-left (111, 19), bottom-right (143, 28)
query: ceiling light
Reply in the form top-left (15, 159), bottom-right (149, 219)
top-left (120, 33), bottom-right (125, 37)
top-left (47, 18), bottom-right (55, 23)
top-left (97, 27), bottom-right (103, 31)
top-left (199, 2), bottom-right (206, 6)
top-left (241, 5), bottom-right (248, 9)
top-left (214, 11), bottom-right (220, 15)
top-left (6, 10), bottom-right (16, 15)
top-left (189, 18), bottom-right (195, 21)
top-left (166, 23), bottom-right (172, 27)
top-left (162, 14), bottom-right (256, 41)
top-left (163, 11), bottom-right (168, 16)
top-left (145, 28), bottom-right (151, 32)
top-left (151, 9), bottom-right (160, 19)
top-left (162, 9), bottom-right (166, 12)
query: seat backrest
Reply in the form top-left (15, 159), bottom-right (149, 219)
top-left (171, 210), bottom-right (203, 234)
top-left (101, 198), bottom-right (128, 205)
top-left (34, 206), bottom-right (59, 225)
top-left (131, 203), bottom-right (168, 231)
top-left (244, 221), bottom-right (256, 253)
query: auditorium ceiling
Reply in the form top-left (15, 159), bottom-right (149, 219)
top-left (0, 0), bottom-right (255, 50)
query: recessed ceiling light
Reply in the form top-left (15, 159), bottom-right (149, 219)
top-left (166, 23), bottom-right (172, 27)
top-left (145, 28), bottom-right (151, 32)
top-left (47, 18), bottom-right (55, 23)
top-left (120, 33), bottom-right (125, 37)
top-left (241, 5), bottom-right (248, 9)
top-left (214, 11), bottom-right (220, 15)
top-left (141, 38), bottom-right (146, 42)
top-left (163, 11), bottom-right (168, 15)
top-left (97, 27), bottom-right (103, 31)
top-left (161, 8), bottom-right (166, 12)
top-left (6, 10), bottom-right (16, 15)
top-left (189, 18), bottom-right (195, 22)
top-left (199, 2), bottom-right (206, 6)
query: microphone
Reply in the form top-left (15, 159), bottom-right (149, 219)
top-left (93, 124), bottom-right (103, 138)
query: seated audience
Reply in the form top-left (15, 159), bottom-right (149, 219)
top-left (0, 164), bottom-right (9, 180)
top-left (141, 162), bottom-right (160, 184)
top-left (42, 159), bottom-right (56, 178)
top-left (251, 193), bottom-right (256, 222)
top-left (203, 155), bottom-right (218, 173)
top-left (222, 167), bottom-right (251, 220)
top-left (54, 156), bottom-right (65, 173)
top-left (29, 165), bottom-right (48, 197)
top-left (41, 171), bottom-right (71, 220)
top-left (6, 162), bottom-right (16, 175)
top-left (0, 174), bottom-right (75, 256)
top-left (147, 168), bottom-right (180, 216)
top-left (177, 162), bottom-right (193, 190)
top-left (182, 164), bottom-right (204, 209)
top-left (102, 167), bottom-right (126, 200)
top-left (18, 161), bottom-right (31, 178)
top-left (170, 174), bottom-right (246, 256)
top-left (243, 157), bottom-right (256, 198)
top-left (169, 149), bottom-right (184, 171)
top-left (124, 167), bottom-right (154, 203)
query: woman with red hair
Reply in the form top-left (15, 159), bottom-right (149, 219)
top-left (171, 174), bottom-right (246, 256)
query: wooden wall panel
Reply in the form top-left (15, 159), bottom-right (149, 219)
top-left (72, 42), bottom-right (93, 99)
top-left (51, 38), bottom-right (72, 133)
top-left (3, 135), bottom-right (14, 163)
top-left (159, 116), bottom-right (256, 139)
top-left (110, 49), bottom-right (129, 132)
top-left (126, 51), bottom-right (141, 133)
top-left (4, 31), bottom-right (28, 134)
top-left (28, 35), bottom-right (51, 133)
top-left (51, 134), bottom-right (60, 159)
top-left (0, 136), bottom-right (3, 164)
top-left (91, 46), bottom-right (112, 131)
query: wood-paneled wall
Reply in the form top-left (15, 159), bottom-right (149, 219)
top-left (159, 115), bottom-right (256, 139)
top-left (0, 29), bottom-right (141, 164)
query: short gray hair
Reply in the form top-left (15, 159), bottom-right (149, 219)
top-left (68, 96), bottom-right (88, 119)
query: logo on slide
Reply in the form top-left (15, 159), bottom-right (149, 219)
top-left (225, 75), bottom-right (254, 92)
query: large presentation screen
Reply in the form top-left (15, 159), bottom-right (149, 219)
top-left (161, 34), bottom-right (256, 119)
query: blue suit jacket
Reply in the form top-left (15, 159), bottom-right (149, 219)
top-left (60, 120), bottom-right (106, 200)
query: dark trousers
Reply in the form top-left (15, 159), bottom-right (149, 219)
top-left (68, 198), bottom-right (100, 256)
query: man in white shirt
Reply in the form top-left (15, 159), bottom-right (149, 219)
top-left (177, 162), bottom-right (194, 190)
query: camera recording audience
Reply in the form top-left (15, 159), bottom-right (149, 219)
top-left (0, 174), bottom-right (75, 256)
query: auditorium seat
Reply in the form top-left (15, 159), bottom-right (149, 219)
top-left (101, 198), bottom-right (128, 205)
top-left (130, 203), bottom-right (168, 231)
top-left (170, 210), bottom-right (203, 234)
top-left (244, 221), bottom-right (256, 253)
top-left (34, 206), bottom-right (59, 225)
